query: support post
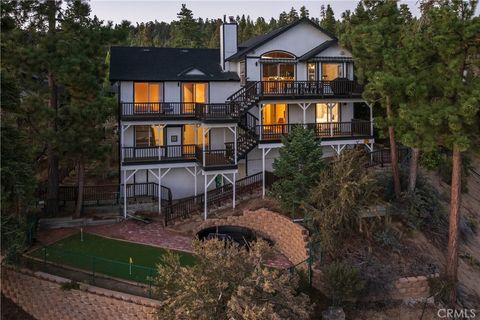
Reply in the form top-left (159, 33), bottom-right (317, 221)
top-left (262, 149), bottom-right (266, 198)
top-left (194, 166), bottom-right (197, 196)
top-left (234, 126), bottom-right (237, 164)
top-left (259, 104), bottom-right (263, 140)
top-left (204, 174), bottom-right (207, 220)
top-left (202, 127), bottom-right (206, 167)
top-left (232, 172), bottom-right (236, 209)
top-left (158, 168), bottom-right (161, 214)
top-left (369, 104), bottom-right (374, 136)
top-left (123, 170), bottom-right (127, 218)
top-left (120, 124), bottom-right (124, 162)
top-left (157, 125), bottom-right (161, 160)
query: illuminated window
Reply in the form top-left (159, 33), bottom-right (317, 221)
top-left (307, 63), bottom-right (316, 81)
top-left (262, 104), bottom-right (288, 125)
top-left (182, 83), bottom-right (208, 103)
top-left (316, 103), bottom-right (339, 123)
top-left (135, 126), bottom-right (163, 147)
top-left (321, 63), bottom-right (343, 80)
top-left (134, 83), bottom-right (162, 102)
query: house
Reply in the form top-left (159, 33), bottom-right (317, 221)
top-left (109, 17), bottom-right (374, 221)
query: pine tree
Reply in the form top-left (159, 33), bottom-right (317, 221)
top-left (341, 0), bottom-right (411, 199)
top-left (169, 4), bottom-right (201, 48)
top-left (300, 6), bottom-right (309, 18)
top-left (272, 126), bottom-right (324, 216)
top-left (320, 4), bottom-right (336, 35)
top-left (399, 0), bottom-right (479, 303)
top-left (287, 7), bottom-right (299, 23)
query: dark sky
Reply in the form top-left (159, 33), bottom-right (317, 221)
top-left (89, 0), bottom-right (422, 24)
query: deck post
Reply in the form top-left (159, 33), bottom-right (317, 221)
top-left (262, 148), bottom-right (265, 198)
top-left (232, 172), bottom-right (236, 209)
top-left (120, 124), bottom-right (124, 162)
top-left (204, 174), bottom-right (207, 220)
top-left (123, 169), bottom-right (127, 219)
top-left (234, 126), bottom-right (237, 165)
top-left (327, 103), bottom-right (336, 136)
top-left (258, 104), bottom-right (263, 140)
top-left (369, 104), bottom-right (374, 136)
top-left (158, 168), bottom-right (161, 214)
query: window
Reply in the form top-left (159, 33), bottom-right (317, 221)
top-left (307, 63), bottom-right (316, 81)
top-left (316, 103), bottom-right (339, 123)
top-left (262, 104), bottom-right (288, 125)
top-left (182, 83), bottom-right (208, 103)
top-left (183, 125), bottom-right (208, 146)
top-left (261, 51), bottom-right (296, 59)
top-left (135, 126), bottom-right (163, 147)
top-left (134, 83), bottom-right (162, 102)
top-left (321, 63), bottom-right (343, 80)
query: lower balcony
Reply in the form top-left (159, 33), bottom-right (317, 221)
top-left (257, 120), bottom-right (372, 142)
top-left (123, 145), bottom-right (197, 163)
top-left (122, 144), bottom-right (237, 170)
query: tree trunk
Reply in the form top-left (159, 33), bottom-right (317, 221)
top-left (386, 95), bottom-right (401, 198)
top-left (408, 148), bottom-right (420, 194)
top-left (74, 160), bottom-right (85, 218)
top-left (447, 146), bottom-right (462, 305)
top-left (45, 0), bottom-right (59, 216)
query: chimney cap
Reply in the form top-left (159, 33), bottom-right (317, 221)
top-left (229, 16), bottom-right (235, 23)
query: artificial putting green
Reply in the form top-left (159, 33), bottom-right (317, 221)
top-left (31, 233), bottom-right (195, 284)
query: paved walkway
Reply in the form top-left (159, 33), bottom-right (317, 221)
top-left (37, 220), bottom-right (293, 269)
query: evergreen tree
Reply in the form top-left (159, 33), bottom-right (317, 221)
top-left (287, 7), bottom-right (299, 23)
top-left (300, 6), bottom-right (309, 18)
top-left (320, 4), bottom-right (336, 35)
top-left (341, 0), bottom-right (411, 199)
top-left (169, 4), bottom-right (201, 47)
top-left (272, 126), bottom-right (324, 215)
top-left (398, 0), bottom-right (479, 303)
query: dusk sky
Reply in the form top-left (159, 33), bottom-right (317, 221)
top-left (89, 0), bottom-right (422, 24)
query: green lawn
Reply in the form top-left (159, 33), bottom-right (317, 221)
top-left (31, 233), bottom-right (195, 284)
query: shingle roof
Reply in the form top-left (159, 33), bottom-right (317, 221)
top-left (226, 17), bottom-right (337, 61)
top-left (298, 40), bottom-right (338, 61)
top-left (109, 47), bottom-right (240, 82)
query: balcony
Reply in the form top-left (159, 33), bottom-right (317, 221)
top-left (257, 120), bottom-right (372, 142)
top-left (251, 79), bottom-right (363, 100)
top-left (122, 144), bottom-right (237, 170)
top-left (123, 145), bottom-right (196, 163)
top-left (120, 102), bottom-right (237, 122)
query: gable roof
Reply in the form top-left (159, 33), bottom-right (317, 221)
top-left (226, 17), bottom-right (337, 61)
top-left (109, 47), bottom-right (239, 82)
top-left (298, 40), bottom-right (338, 61)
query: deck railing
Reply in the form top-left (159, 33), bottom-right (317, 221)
top-left (121, 102), bottom-right (237, 120)
top-left (164, 172), bottom-right (263, 225)
top-left (257, 120), bottom-right (371, 141)
top-left (38, 184), bottom-right (172, 207)
top-left (123, 145), bottom-right (196, 162)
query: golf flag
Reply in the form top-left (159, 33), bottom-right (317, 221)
top-left (129, 257), bottom-right (133, 264)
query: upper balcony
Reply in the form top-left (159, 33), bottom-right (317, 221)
top-left (120, 102), bottom-right (238, 123)
top-left (254, 79), bottom-right (363, 101)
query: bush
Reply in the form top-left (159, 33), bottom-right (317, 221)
top-left (0, 214), bottom-right (28, 262)
top-left (428, 274), bottom-right (455, 304)
top-left (373, 228), bottom-right (402, 253)
top-left (61, 281), bottom-right (80, 291)
top-left (308, 149), bottom-right (381, 255)
top-left (323, 261), bottom-right (365, 306)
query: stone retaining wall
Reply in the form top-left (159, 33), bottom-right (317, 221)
top-left (312, 266), bottom-right (437, 302)
top-left (197, 208), bottom-right (309, 266)
top-left (1, 267), bottom-right (160, 320)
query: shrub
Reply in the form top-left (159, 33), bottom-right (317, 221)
top-left (428, 274), bottom-right (455, 304)
top-left (272, 125), bottom-right (324, 216)
top-left (373, 228), bottom-right (402, 253)
top-left (61, 281), bottom-right (80, 291)
top-left (323, 262), bottom-right (365, 306)
top-left (308, 149), bottom-right (381, 255)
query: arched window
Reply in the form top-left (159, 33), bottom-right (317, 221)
top-left (261, 51), bottom-right (296, 59)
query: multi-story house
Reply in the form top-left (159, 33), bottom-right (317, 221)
top-left (110, 17), bottom-right (374, 221)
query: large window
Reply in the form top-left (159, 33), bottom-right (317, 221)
top-left (182, 83), bottom-right (208, 103)
top-left (307, 63), bottom-right (317, 81)
top-left (134, 83), bottom-right (162, 102)
top-left (262, 104), bottom-right (288, 125)
top-left (183, 125), bottom-right (208, 146)
top-left (316, 103), bottom-right (339, 123)
top-left (135, 126), bottom-right (163, 147)
top-left (261, 51), bottom-right (295, 81)
top-left (322, 63), bottom-right (343, 80)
